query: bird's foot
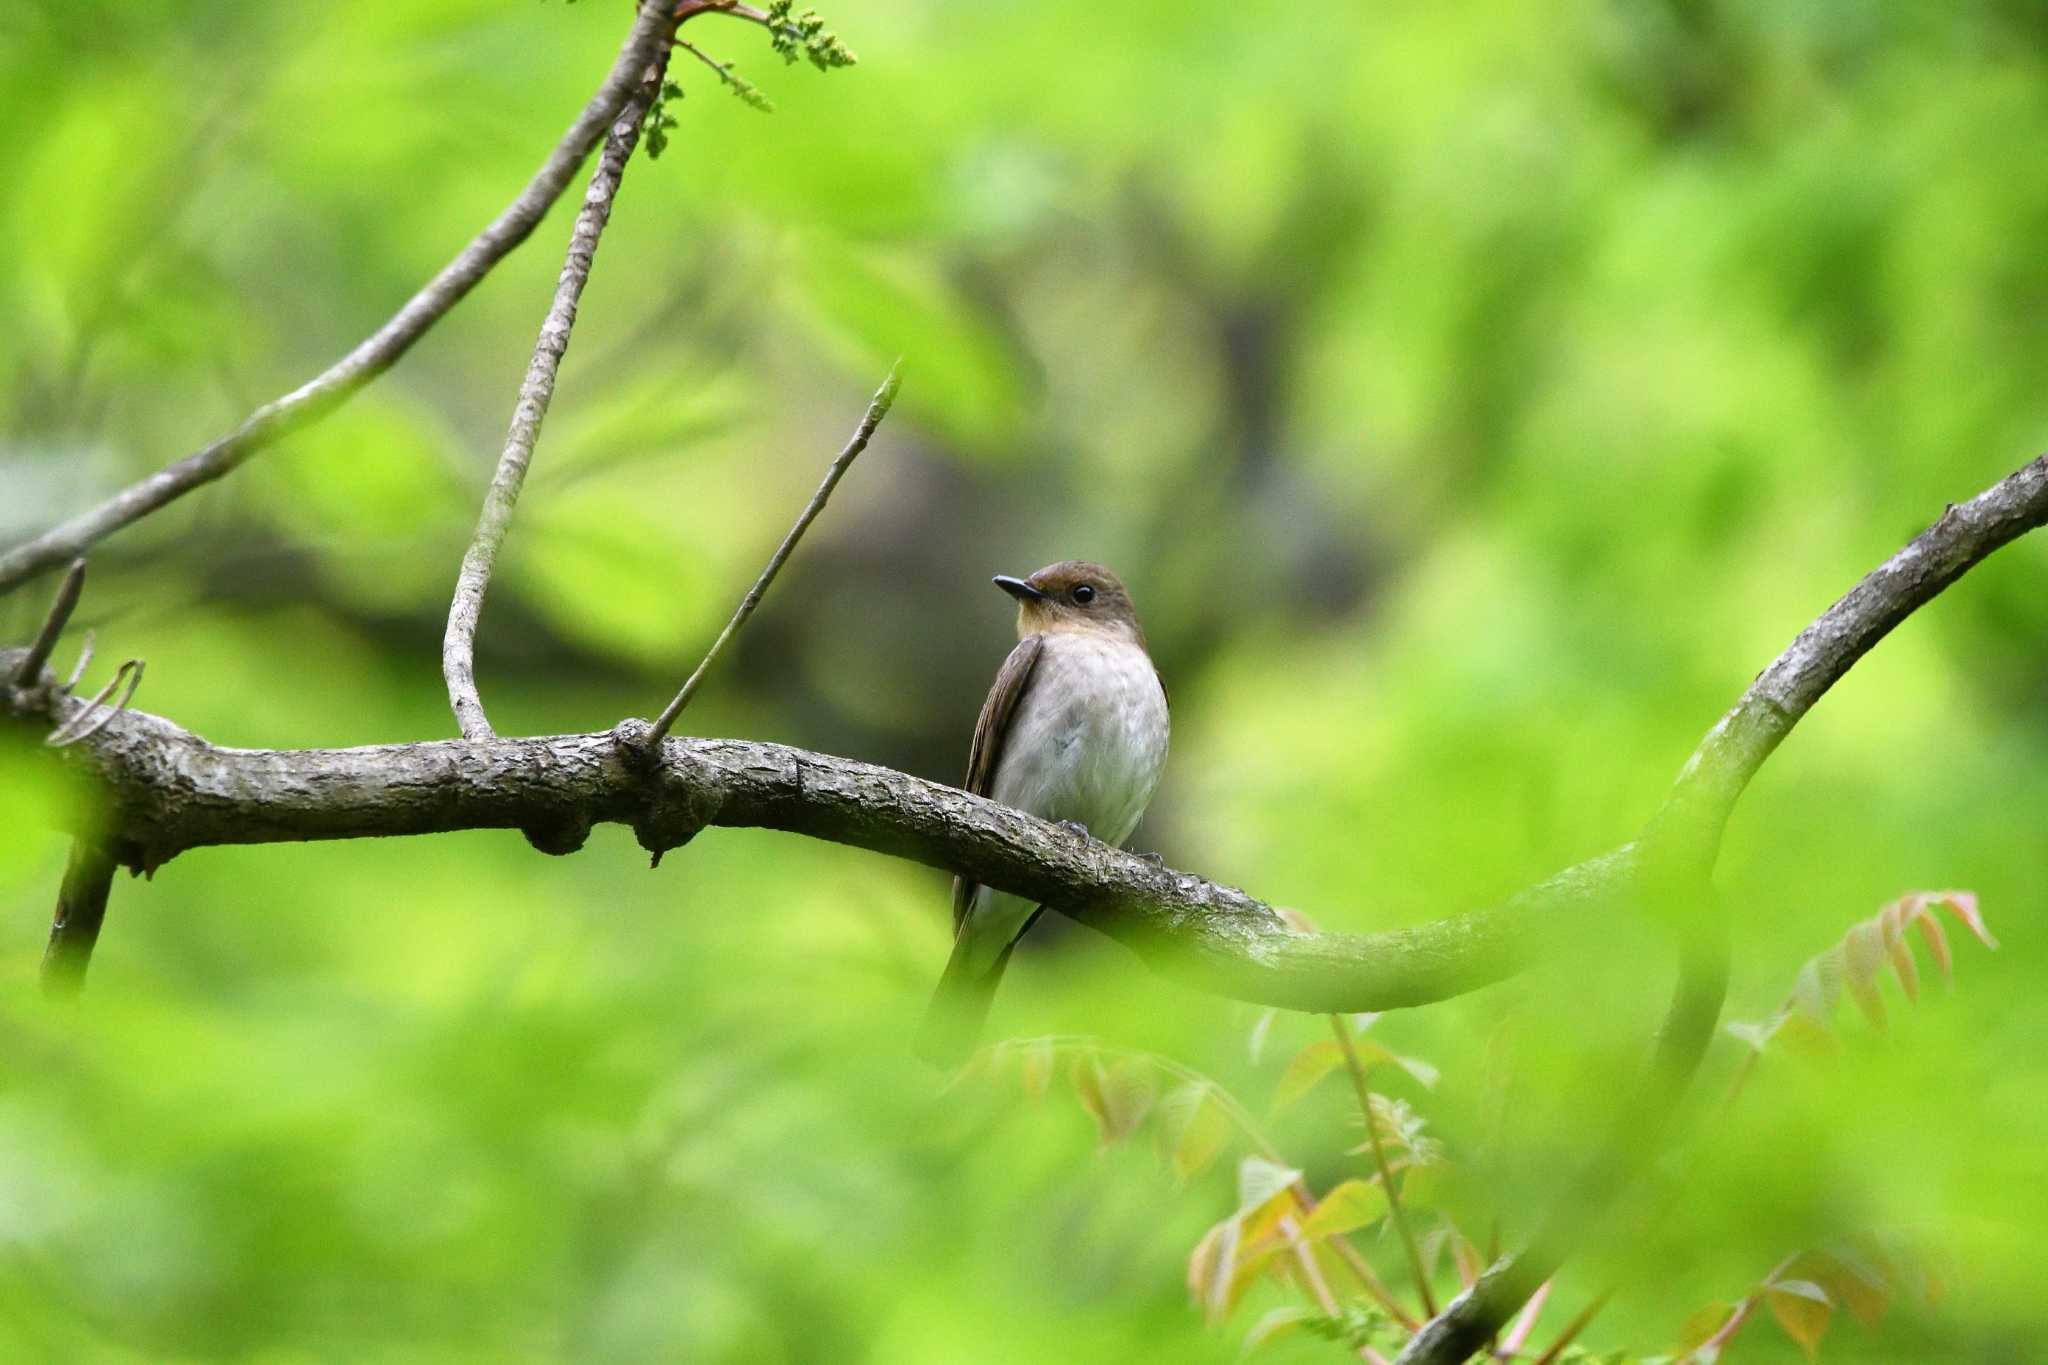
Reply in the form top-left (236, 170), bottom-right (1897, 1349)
top-left (1137, 850), bottom-right (1166, 866)
top-left (1057, 820), bottom-right (1092, 840)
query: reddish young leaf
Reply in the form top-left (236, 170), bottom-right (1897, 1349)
top-left (1791, 951), bottom-right (1844, 1021)
top-left (1885, 923), bottom-right (1921, 1003)
top-left (1841, 921), bottom-right (1888, 1032)
top-left (1913, 905), bottom-right (1954, 981)
top-left (1936, 890), bottom-right (1998, 950)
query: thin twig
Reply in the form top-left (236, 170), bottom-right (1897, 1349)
top-left (42, 837), bottom-right (118, 997)
top-left (1277, 1214), bottom-right (1385, 1364)
top-left (1497, 1280), bottom-right (1551, 1356)
top-left (46, 659), bottom-right (143, 748)
top-left (644, 363), bottom-right (901, 745)
top-left (1331, 1014), bottom-right (1437, 1317)
top-left (63, 630), bottom-right (95, 691)
top-left (443, 40), bottom-right (675, 739)
top-left (1528, 1288), bottom-right (1612, 1365)
top-left (0, 3), bottom-right (680, 599)
top-left (1683, 1295), bottom-right (1758, 1363)
top-left (12, 559), bottom-right (86, 685)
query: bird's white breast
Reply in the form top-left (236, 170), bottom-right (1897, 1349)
top-left (989, 630), bottom-right (1169, 849)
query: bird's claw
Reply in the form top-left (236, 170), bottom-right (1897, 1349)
top-left (1057, 820), bottom-right (1092, 839)
top-left (1138, 850), bottom-right (1166, 866)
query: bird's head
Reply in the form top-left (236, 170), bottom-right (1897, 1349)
top-left (994, 560), bottom-right (1145, 644)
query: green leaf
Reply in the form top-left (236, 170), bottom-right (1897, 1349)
top-left (1676, 1301), bottom-right (1736, 1353)
top-left (1017, 1037), bottom-right (1054, 1100)
top-left (1157, 1083), bottom-right (1232, 1182)
top-left (1297, 1178), bottom-right (1389, 1240)
top-left (1241, 1306), bottom-right (1319, 1353)
top-left (1270, 1040), bottom-right (1344, 1112)
top-left (1236, 1155), bottom-right (1301, 1216)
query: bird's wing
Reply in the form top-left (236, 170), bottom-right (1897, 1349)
top-left (952, 632), bottom-right (1045, 930)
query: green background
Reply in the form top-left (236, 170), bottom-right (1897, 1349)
top-left (3, 1), bottom-right (2045, 1360)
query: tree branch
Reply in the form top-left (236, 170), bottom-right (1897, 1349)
top-left (11, 559), bottom-right (86, 686)
top-left (0, 1), bottom-right (680, 599)
top-left (644, 362), bottom-right (901, 746)
top-left (443, 32), bottom-right (675, 740)
top-left (41, 835), bottom-right (117, 997)
top-left (6, 455), bottom-right (2045, 1023)
top-left (1393, 454), bottom-right (2048, 1362)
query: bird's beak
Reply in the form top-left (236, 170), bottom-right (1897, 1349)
top-left (993, 574), bottom-right (1049, 603)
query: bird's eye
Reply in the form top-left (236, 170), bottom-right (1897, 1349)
top-left (1071, 584), bottom-right (1096, 605)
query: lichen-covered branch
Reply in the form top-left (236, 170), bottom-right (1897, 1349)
top-left (0, 1), bottom-right (679, 599)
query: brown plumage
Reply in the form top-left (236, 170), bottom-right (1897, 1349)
top-left (918, 561), bottom-right (1171, 1064)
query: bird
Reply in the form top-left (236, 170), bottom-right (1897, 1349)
top-left (916, 560), bottom-right (1170, 1065)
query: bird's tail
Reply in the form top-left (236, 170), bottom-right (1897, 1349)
top-left (915, 911), bottom-right (1038, 1067)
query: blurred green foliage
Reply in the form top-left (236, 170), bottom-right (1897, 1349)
top-left (3, 0), bottom-right (2047, 1360)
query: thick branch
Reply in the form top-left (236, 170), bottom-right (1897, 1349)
top-left (0, 2), bottom-right (679, 599)
top-left (443, 35), bottom-right (673, 739)
top-left (28, 706), bottom-right (1567, 1012)
top-left (7, 455), bottom-right (2046, 1023)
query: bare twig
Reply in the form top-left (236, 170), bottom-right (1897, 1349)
top-left (1331, 1015), bottom-right (1437, 1317)
top-left (443, 39), bottom-right (675, 740)
top-left (46, 659), bottom-right (143, 748)
top-left (41, 836), bottom-right (118, 997)
top-left (1495, 1281), bottom-right (1550, 1357)
top-left (0, 3), bottom-right (679, 599)
top-left (63, 630), bottom-right (95, 692)
top-left (1528, 1288), bottom-right (1612, 1365)
top-left (645, 363), bottom-right (901, 745)
top-left (11, 558), bottom-right (86, 685)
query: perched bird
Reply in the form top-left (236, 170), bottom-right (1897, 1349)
top-left (916, 560), bottom-right (1170, 1065)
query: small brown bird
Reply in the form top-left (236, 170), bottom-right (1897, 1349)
top-left (916, 560), bottom-right (1171, 1065)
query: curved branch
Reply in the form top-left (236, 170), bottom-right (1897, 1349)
top-left (29, 708), bottom-right (1573, 1012)
top-left (1654, 451), bottom-right (2048, 850)
top-left (0, 1), bottom-right (680, 599)
top-left (1395, 450), bottom-right (2048, 1363)
top-left (7, 456), bottom-right (2045, 1026)
top-left (444, 33), bottom-right (673, 739)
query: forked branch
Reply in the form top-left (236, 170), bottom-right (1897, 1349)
top-left (444, 29), bottom-right (675, 739)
